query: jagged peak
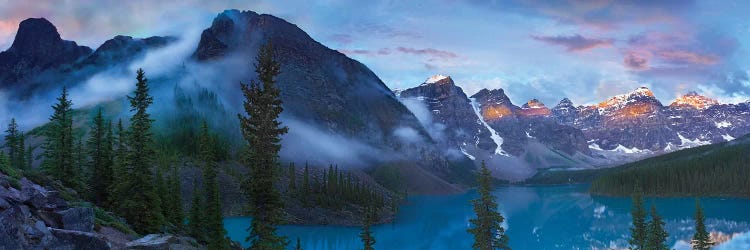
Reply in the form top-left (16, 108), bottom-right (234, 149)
top-left (670, 91), bottom-right (719, 109)
top-left (422, 74), bottom-right (452, 85)
top-left (522, 99), bottom-right (546, 109)
top-left (5, 17), bottom-right (89, 57)
top-left (555, 97), bottom-right (574, 107)
top-left (632, 86), bottom-right (654, 97)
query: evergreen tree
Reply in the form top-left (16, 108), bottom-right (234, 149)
top-left (25, 145), bottom-right (32, 169)
top-left (645, 203), bottom-right (668, 250)
top-left (467, 161), bottom-right (509, 250)
top-left (692, 199), bottom-right (713, 250)
top-left (288, 162), bottom-right (296, 191)
top-left (17, 132), bottom-right (26, 170)
top-left (303, 163), bottom-right (309, 195)
top-left (166, 164), bottom-right (184, 231)
top-left (88, 108), bottom-right (113, 205)
top-left (73, 138), bottom-right (87, 195)
top-left (360, 206), bottom-right (375, 250)
top-left (109, 119), bottom-right (128, 211)
top-left (629, 184), bottom-right (647, 250)
top-left (4, 118), bottom-right (19, 169)
top-left (188, 178), bottom-right (206, 242)
top-left (119, 69), bottom-right (165, 233)
top-left (199, 120), bottom-right (228, 249)
top-left (43, 87), bottom-right (76, 188)
top-left (294, 238), bottom-right (302, 250)
top-left (238, 42), bottom-right (289, 249)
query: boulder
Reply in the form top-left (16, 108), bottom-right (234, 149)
top-left (59, 207), bottom-right (95, 232)
top-left (48, 228), bottom-right (111, 249)
top-left (126, 234), bottom-right (205, 250)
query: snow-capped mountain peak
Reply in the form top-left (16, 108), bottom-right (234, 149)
top-left (423, 74), bottom-right (451, 85)
top-left (669, 91), bottom-right (719, 109)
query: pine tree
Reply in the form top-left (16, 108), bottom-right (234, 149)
top-left (646, 203), bottom-right (668, 250)
top-left (119, 69), bottom-right (165, 233)
top-left (4, 118), bottom-right (19, 169)
top-left (16, 132), bottom-right (26, 170)
top-left (25, 145), bottom-right (32, 169)
top-left (360, 206), bottom-right (375, 250)
top-left (692, 199), bottom-right (713, 250)
top-left (109, 119), bottom-right (128, 211)
top-left (238, 42), bottom-right (289, 249)
top-left (467, 161), bottom-right (509, 250)
top-left (294, 237), bottom-right (302, 250)
top-left (73, 138), bottom-right (87, 195)
top-left (629, 184), bottom-right (647, 250)
top-left (43, 87), bottom-right (76, 188)
top-left (88, 108), bottom-right (113, 205)
top-left (303, 162), bottom-right (309, 195)
top-left (188, 178), bottom-right (206, 242)
top-left (288, 162), bottom-right (296, 191)
top-left (166, 164), bottom-right (184, 231)
top-left (199, 121), bottom-right (228, 249)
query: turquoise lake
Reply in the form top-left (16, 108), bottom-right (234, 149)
top-left (224, 185), bottom-right (750, 249)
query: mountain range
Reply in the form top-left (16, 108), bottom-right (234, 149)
top-left (2, 9), bottom-right (749, 184)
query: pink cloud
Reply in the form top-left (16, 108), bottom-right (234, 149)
top-left (395, 47), bottom-right (458, 59)
top-left (338, 47), bottom-right (459, 60)
top-left (624, 51), bottom-right (650, 70)
top-left (656, 50), bottom-right (719, 65)
top-left (531, 34), bottom-right (613, 52)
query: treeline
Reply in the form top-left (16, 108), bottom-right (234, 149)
top-left (285, 163), bottom-right (393, 215)
top-left (590, 137), bottom-right (750, 196)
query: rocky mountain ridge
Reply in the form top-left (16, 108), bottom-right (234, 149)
top-left (399, 75), bottom-right (750, 179)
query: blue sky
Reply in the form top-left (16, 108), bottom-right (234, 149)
top-left (1, 0), bottom-right (749, 106)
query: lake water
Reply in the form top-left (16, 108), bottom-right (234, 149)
top-left (225, 185), bottom-right (750, 249)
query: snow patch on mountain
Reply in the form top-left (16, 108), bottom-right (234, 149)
top-left (722, 134), bottom-right (735, 141)
top-left (423, 74), bottom-right (449, 84)
top-left (677, 133), bottom-right (711, 147)
top-left (460, 147), bottom-right (476, 160)
top-left (715, 121), bottom-right (732, 128)
top-left (471, 98), bottom-right (509, 156)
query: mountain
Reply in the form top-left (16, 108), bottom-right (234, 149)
top-left (397, 75), bottom-right (497, 154)
top-left (0, 18), bottom-right (174, 97)
top-left (189, 10), bottom-right (467, 192)
top-left (550, 87), bottom-right (750, 160)
top-left (0, 18), bottom-right (91, 88)
top-left (397, 75), bottom-right (596, 180)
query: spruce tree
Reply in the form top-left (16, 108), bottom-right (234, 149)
top-left (88, 108), bottom-right (113, 205)
top-left (188, 178), bottom-right (206, 242)
top-left (360, 206), bottom-right (375, 250)
top-left (109, 119), bottom-right (128, 211)
top-left (166, 164), bottom-right (184, 231)
top-left (294, 238), bottom-right (302, 250)
top-left (629, 184), bottom-right (647, 250)
top-left (692, 199), bottom-right (713, 250)
top-left (120, 69), bottom-right (164, 233)
top-left (238, 42), bottom-right (289, 249)
top-left (4, 118), bottom-right (19, 169)
top-left (646, 203), bottom-right (668, 250)
top-left (199, 120), bottom-right (228, 249)
top-left (468, 161), bottom-right (509, 250)
top-left (303, 163), bottom-right (310, 195)
top-left (288, 162), bottom-right (296, 191)
top-left (43, 87), bottom-right (76, 188)
top-left (16, 132), bottom-right (25, 170)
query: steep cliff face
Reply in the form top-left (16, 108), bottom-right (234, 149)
top-left (397, 75), bottom-right (497, 153)
top-left (470, 88), bottom-right (590, 156)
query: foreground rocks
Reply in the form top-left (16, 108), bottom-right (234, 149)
top-left (0, 174), bottom-right (209, 249)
